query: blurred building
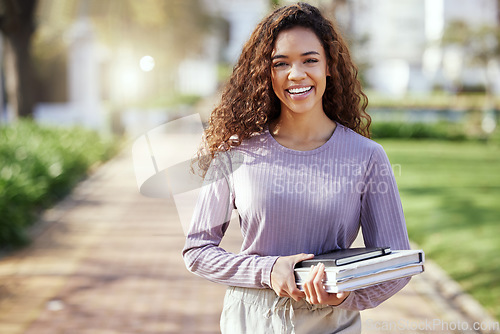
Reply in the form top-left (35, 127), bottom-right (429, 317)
top-left (177, 0), bottom-right (269, 97)
top-left (333, 0), bottom-right (500, 96)
top-left (204, 0), bottom-right (270, 63)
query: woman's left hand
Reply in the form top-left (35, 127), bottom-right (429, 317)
top-left (302, 262), bottom-right (350, 306)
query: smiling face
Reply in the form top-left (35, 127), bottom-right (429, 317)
top-left (271, 26), bottom-right (330, 118)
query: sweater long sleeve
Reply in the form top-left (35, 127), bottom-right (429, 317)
top-left (182, 123), bottom-right (411, 310)
top-left (182, 155), bottom-right (279, 288)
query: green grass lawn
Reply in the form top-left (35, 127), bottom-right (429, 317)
top-left (378, 139), bottom-right (500, 321)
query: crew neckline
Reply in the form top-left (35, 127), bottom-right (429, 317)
top-left (265, 122), bottom-right (340, 155)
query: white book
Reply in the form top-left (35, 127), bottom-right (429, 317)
top-left (297, 263), bottom-right (424, 293)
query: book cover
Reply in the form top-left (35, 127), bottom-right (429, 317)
top-left (295, 247), bottom-right (392, 269)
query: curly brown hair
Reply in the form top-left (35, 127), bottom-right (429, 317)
top-left (197, 2), bottom-right (370, 173)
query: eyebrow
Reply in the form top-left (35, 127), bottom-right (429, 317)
top-left (271, 51), bottom-right (321, 60)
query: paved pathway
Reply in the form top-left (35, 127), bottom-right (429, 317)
top-left (0, 116), bottom-right (497, 334)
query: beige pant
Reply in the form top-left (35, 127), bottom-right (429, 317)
top-left (220, 286), bottom-right (361, 334)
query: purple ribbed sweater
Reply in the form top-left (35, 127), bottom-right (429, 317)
top-left (182, 123), bottom-right (411, 311)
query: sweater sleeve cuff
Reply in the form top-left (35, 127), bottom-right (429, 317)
top-left (261, 256), bottom-right (280, 289)
top-left (334, 289), bottom-right (357, 310)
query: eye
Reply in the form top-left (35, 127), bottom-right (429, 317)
top-left (305, 58), bottom-right (319, 64)
top-left (273, 62), bottom-right (287, 68)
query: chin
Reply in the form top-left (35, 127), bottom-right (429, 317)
top-left (284, 102), bottom-right (321, 115)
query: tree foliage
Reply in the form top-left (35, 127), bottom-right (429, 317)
top-left (441, 19), bottom-right (500, 94)
top-left (442, 20), bottom-right (500, 66)
top-left (86, 0), bottom-right (214, 59)
top-left (3, 0), bottom-right (217, 115)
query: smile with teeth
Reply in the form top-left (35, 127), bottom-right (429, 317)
top-left (287, 86), bottom-right (313, 95)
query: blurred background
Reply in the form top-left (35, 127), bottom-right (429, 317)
top-left (0, 0), bottom-right (499, 329)
top-left (1, 0), bottom-right (500, 134)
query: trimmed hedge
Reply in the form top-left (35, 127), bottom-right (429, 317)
top-left (370, 122), bottom-right (468, 140)
top-left (0, 121), bottom-right (118, 250)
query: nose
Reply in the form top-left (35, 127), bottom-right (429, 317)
top-left (288, 63), bottom-right (306, 81)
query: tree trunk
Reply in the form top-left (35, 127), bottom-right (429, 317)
top-left (498, 0), bottom-right (500, 25)
top-left (0, 0), bottom-right (37, 119)
top-left (3, 24), bottom-right (34, 118)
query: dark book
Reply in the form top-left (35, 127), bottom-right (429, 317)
top-left (295, 247), bottom-right (392, 268)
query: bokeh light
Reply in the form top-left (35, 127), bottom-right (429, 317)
top-left (139, 55), bottom-right (155, 72)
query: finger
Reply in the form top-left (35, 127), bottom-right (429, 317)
top-left (303, 266), bottom-right (314, 303)
top-left (333, 291), bottom-right (350, 305)
top-left (325, 292), bottom-right (347, 306)
top-left (273, 285), bottom-right (289, 298)
top-left (311, 263), bottom-right (329, 304)
top-left (288, 286), bottom-right (306, 301)
top-left (293, 253), bottom-right (315, 266)
top-left (309, 263), bottom-right (323, 303)
top-left (303, 280), bottom-right (313, 303)
top-left (336, 291), bottom-right (347, 300)
top-left (305, 264), bottom-right (322, 304)
top-left (278, 279), bottom-right (301, 301)
top-left (276, 271), bottom-right (304, 301)
top-left (312, 263), bottom-right (326, 288)
top-left (306, 264), bottom-right (316, 280)
top-left (287, 271), bottom-right (306, 301)
top-left (293, 254), bottom-right (315, 301)
top-left (305, 264), bottom-right (319, 286)
top-left (303, 265), bottom-right (315, 302)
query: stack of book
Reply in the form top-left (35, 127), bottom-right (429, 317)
top-left (294, 247), bottom-right (424, 293)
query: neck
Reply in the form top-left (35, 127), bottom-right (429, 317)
top-left (270, 108), bottom-right (336, 143)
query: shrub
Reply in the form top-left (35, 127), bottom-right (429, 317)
top-left (0, 120), bottom-right (119, 250)
top-left (370, 122), bottom-right (467, 141)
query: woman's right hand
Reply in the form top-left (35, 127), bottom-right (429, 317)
top-left (270, 253), bottom-right (314, 301)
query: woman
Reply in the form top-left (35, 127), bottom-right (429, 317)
top-left (183, 3), bottom-right (411, 333)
